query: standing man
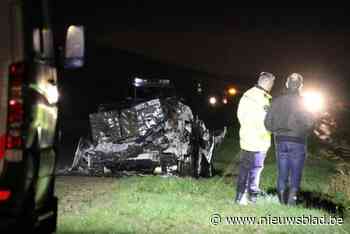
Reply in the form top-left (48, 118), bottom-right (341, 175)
top-left (235, 72), bottom-right (275, 205)
top-left (264, 73), bottom-right (315, 206)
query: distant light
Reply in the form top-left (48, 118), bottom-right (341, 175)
top-left (67, 25), bottom-right (79, 34)
top-left (133, 77), bottom-right (170, 87)
top-left (134, 77), bottom-right (145, 87)
top-left (228, 88), bottom-right (237, 96)
top-left (222, 97), bottom-right (228, 104)
top-left (197, 83), bottom-right (202, 93)
top-left (209, 96), bottom-right (217, 105)
top-left (302, 91), bottom-right (324, 113)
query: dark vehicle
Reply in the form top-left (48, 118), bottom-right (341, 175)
top-left (0, 0), bottom-right (84, 232)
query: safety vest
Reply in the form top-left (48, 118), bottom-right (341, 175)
top-left (237, 86), bottom-right (272, 152)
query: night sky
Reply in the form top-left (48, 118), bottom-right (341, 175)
top-left (53, 4), bottom-right (350, 125)
top-left (53, 5), bottom-right (350, 97)
top-left (52, 4), bottom-right (350, 165)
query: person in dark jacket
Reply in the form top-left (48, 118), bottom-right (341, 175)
top-left (264, 73), bottom-right (315, 205)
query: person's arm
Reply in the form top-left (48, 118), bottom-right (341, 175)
top-left (264, 104), bottom-right (273, 132)
top-left (299, 110), bottom-right (316, 131)
top-left (237, 95), bottom-right (257, 126)
top-left (237, 95), bottom-right (248, 125)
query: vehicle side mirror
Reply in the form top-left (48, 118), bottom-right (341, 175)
top-left (64, 25), bottom-right (85, 69)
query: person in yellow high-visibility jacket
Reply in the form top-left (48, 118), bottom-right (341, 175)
top-left (235, 72), bottom-right (275, 205)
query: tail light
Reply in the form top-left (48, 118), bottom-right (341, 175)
top-left (0, 190), bottom-right (11, 201)
top-left (6, 62), bottom-right (25, 149)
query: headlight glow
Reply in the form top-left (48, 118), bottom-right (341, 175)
top-left (209, 96), bottom-right (217, 105)
top-left (228, 88), bottom-right (237, 96)
top-left (302, 91), bottom-right (324, 113)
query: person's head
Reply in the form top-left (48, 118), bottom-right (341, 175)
top-left (286, 73), bottom-right (303, 93)
top-left (257, 72), bottom-right (275, 92)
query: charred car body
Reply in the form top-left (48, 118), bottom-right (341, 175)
top-left (71, 79), bottom-right (226, 177)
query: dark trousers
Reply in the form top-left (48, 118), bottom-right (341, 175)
top-left (275, 140), bottom-right (306, 193)
top-left (236, 150), bottom-right (266, 194)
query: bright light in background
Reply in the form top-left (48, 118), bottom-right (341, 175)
top-left (228, 88), bottom-right (237, 96)
top-left (302, 90), bottom-right (325, 113)
top-left (222, 97), bottom-right (228, 104)
top-left (209, 96), bottom-right (217, 105)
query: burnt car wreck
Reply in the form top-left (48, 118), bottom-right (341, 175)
top-left (70, 97), bottom-right (227, 177)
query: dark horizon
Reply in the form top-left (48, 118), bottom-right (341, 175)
top-left (53, 5), bottom-right (350, 102)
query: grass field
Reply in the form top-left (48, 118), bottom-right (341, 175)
top-left (55, 132), bottom-right (350, 234)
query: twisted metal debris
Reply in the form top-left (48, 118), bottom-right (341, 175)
top-left (68, 98), bottom-right (227, 177)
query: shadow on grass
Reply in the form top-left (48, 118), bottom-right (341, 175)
top-left (212, 168), bottom-right (224, 176)
top-left (266, 188), bottom-right (346, 218)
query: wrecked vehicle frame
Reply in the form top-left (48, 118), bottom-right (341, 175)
top-left (70, 97), bottom-right (226, 177)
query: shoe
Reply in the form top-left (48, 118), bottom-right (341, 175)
top-left (278, 190), bottom-right (288, 205)
top-left (258, 190), bottom-right (267, 197)
top-left (235, 192), bottom-right (248, 205)
top-left (287, 191), bottom-right (297, 206)
top-left (248, 192), bottom-right (258, 203)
